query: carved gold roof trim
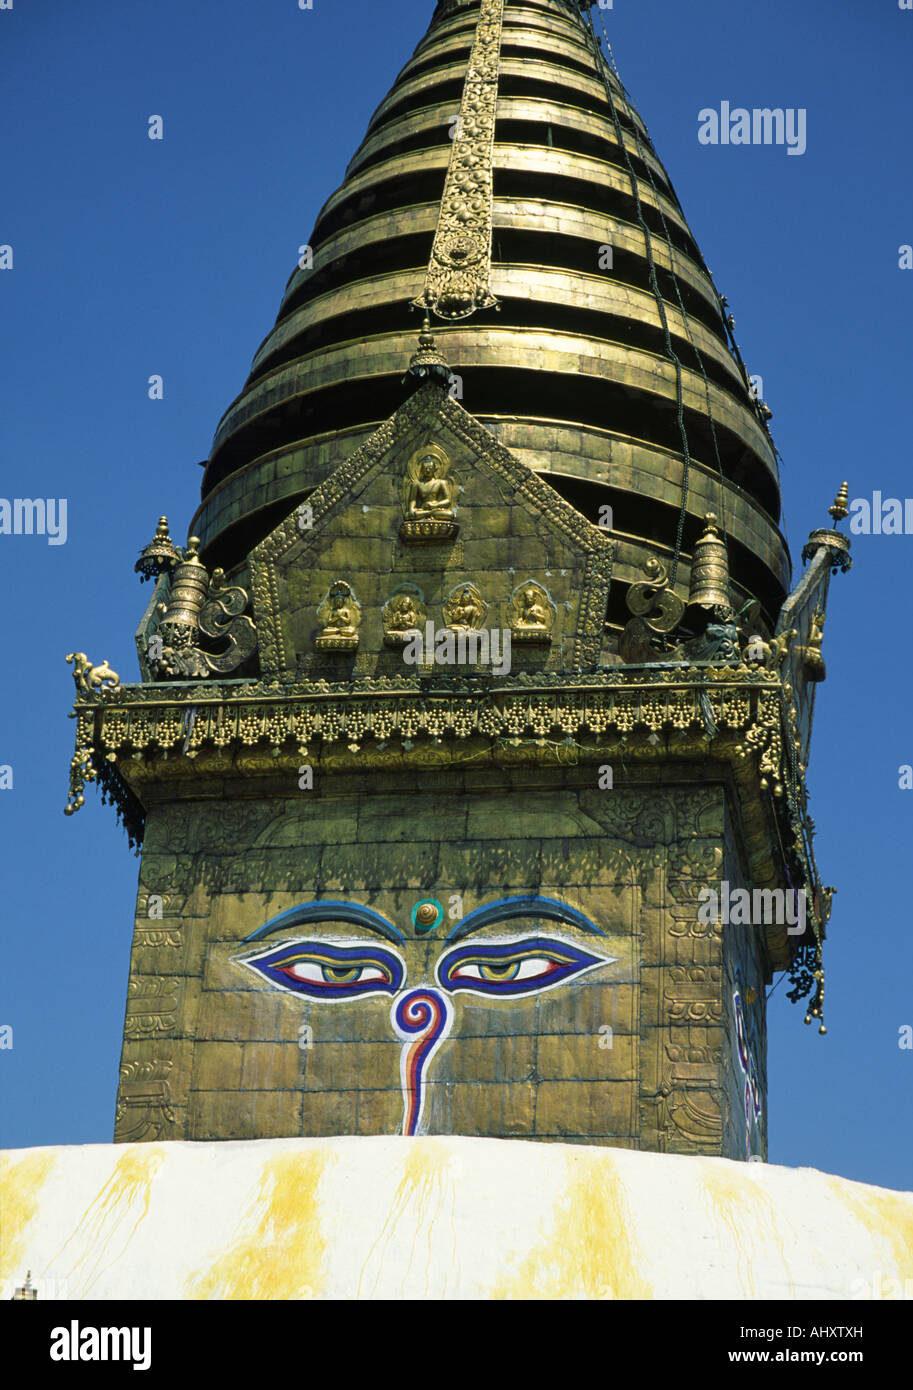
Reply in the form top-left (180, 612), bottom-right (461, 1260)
top-left (65, 663), bottom-right (827, 1011)
top-left (413, 0), bottom-right (504, 320)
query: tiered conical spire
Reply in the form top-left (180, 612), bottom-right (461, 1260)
top-left (193, 0), bottom-right (787, 632)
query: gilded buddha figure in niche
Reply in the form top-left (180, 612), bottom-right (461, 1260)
top-left (315, 580), bottom-right (361, 652)
top-left (444, 582), bottom-right (487, 631)
top-left (382, 587), bottom-right (427, 647)
top-left (400, 443), bottom-right (459, 543)
top-left (410, 455), bottom-right (452, 519)
top-left (510, 582), bottom-right (555, 645)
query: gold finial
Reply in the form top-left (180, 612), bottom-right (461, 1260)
top-left (828, 482), bottom-right (849, 524)
top-left (405, 314), bottom-right (451, 383)
top-left (150, 535), bottom-right (212, 671)
top-left (135, 515), bottom-right (181, 583)
top-left (177, 535), bottom-right (210, 576)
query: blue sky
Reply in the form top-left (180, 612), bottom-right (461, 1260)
top-left (1, 0), bottom-right (911, 1191)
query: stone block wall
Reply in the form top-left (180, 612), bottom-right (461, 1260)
top-left (116, 768), bottom-right (769, 1157)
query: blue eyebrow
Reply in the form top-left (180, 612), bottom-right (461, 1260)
top-left (444, 895), bottom-right (604, 942)
top-left (243, 900), bottom-right (406, 945)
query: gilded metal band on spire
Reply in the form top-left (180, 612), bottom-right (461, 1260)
top-left (413, 0), bottom-right (504, 320)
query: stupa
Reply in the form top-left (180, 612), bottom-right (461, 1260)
top-left (8, 1), bottom-right (901, 1307)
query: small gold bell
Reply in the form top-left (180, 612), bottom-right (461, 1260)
top-left (686, 514), bottom-right (733, 624)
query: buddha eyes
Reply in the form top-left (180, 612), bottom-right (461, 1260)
top-left (436, 938), bottom-right (608, 997)
top-left (238, 893), bottom-right (616, 1007)
top-left (238, 934), bottom-right (609, 1002)
top-left (239, 942), bottom-right (404, 1000)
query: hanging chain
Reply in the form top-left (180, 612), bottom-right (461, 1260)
top-left (592, 14), bottom-right (730, 566)
top-left (581, 10), bottom-right (694, 588)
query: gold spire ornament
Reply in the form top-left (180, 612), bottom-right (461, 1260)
top-left (798, 605), bottom-right (827, 683)
top-left (626, 557), bottom-right (686, 632)
top-left (828, 482), bottom-right (849, 524)
top-left (618, 557), bottom-right (686, 663)
top-left (405, 316), bottom-right (452, 385)
top-left (65, 653), bottom-right (120, 696)
top-left (149, 537), bottom-right (257, 679)
top-left (412, 0), bottom-right (504, 320)
top-left (802, 482), bottom-right (853, 571)
top-left (156, 537), bottom-right (210, 641)
top-left (135, 516), bottom-right (181, 582)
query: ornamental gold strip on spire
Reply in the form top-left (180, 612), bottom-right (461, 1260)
top-left (413, 0), bottom-right (504, 320)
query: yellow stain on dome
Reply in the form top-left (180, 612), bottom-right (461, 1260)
top-left (0, 1150), bottom-right (57, 1283)
top-left (698, 1163), bottom-right (796, 1299)
top-left (491, 1149), bottom-right (652, 1300)
top-left (826, 1177), bottom-right (913, 1279)
top-left (357, 1139), bottom-right (459, 1299)
top-left (48, 1145), bottom-right (165, 1297)
top-left (186, 1148), bottom-right (334, 1300)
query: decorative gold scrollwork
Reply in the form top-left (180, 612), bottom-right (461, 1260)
top-left (146, 537), bottom-right (258, 680)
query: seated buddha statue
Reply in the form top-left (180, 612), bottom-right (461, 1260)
top-left (383, 591), bottom-right (425, 646)
top-left (315, 582), bottom-right (360, 651)
top-left (516, 587), bottom-right (547, 629)
top-left (400, 448), bottom-right (459, 543)
top-left (324, 592), bottom-right (356, 636)
top-left (446, 585), bottom-right (484, 631)
top-left (409, 455), bottom-right (454, 520)
top-left (511, 583), bottom-right (553, 645)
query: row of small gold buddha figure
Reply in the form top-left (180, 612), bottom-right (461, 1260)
top-left (314, 579), bottom-right (556, 652)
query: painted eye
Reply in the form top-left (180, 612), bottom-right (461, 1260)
top-left (282, 961), bottom-right (389, 986)
top-left (456, 957), bottom-right (554, 984)
top-left (239, 941), bottom-right (404, 1000)
top-left (437, 937), bottom-right (612, 998)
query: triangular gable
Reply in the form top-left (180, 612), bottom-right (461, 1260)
top-left (249, 381), bottom-right (615, 676)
